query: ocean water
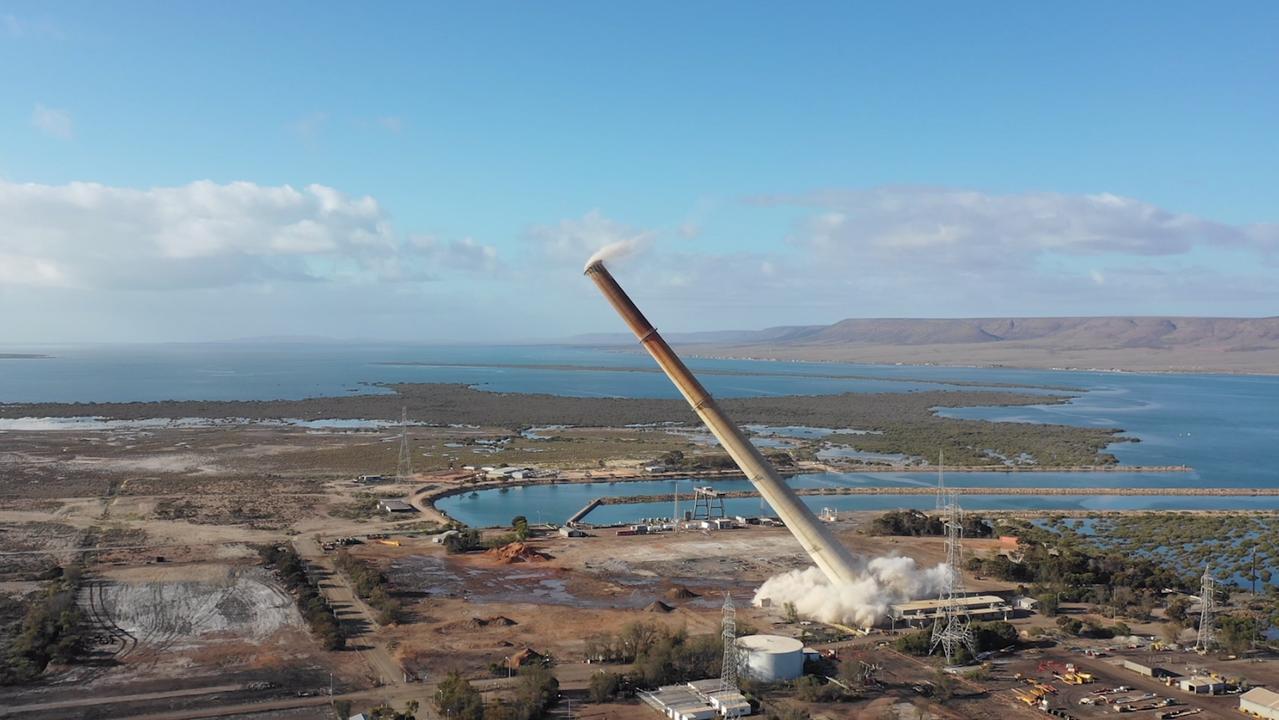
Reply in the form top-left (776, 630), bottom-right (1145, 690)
top-left (0, 343), bottom-right (1067, 403)
top-left (2, 343), bottom-right (1277, 489)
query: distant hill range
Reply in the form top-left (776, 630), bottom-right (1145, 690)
top-left (569, 317), bottom-right (1279, 374)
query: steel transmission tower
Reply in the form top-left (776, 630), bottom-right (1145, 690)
top-left (930, 456), bottom-right (976, 664)
top-left (397, 407), bottom-right (413, 482)
top-left (1196, 564), bottom-right (1216, 653)
top-left (720, 593), bottom-right (740, 698)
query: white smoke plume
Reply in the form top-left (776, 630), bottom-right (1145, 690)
top-left (753, 557), bottom-right (952, 627)
top-left (583, 237), bottom-right (646, 272)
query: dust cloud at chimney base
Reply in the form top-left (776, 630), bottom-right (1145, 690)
top-left (752, 556), bottom-right (951, 628)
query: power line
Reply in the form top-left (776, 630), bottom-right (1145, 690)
top-left (1196, 564), bottom-right (1216, 654)
top-left (930, 452), bottom-right (975, 664)
top-left (397, 407), bottom-right (412, 482)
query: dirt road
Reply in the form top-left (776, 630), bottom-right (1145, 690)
top-left (294, 535), bottom-right (405, 687)
top-left (0, 684), bottom-right (243, 717)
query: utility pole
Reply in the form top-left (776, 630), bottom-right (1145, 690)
top-left (720, 593), bottom-right (740, 704)
top-left (1251, 546), bottom-right (1258, 596)
top-left (673, 480), bottom-right (679, 530)
top-left (1196, 564), bottom-right (1216, 654)
top-left (930, 452), bottom-right (975, 664)
top-left (397, 406), bottom-right (412, 482)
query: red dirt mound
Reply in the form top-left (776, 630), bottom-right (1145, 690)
top-left (484, 542), bottom-right (552, 563)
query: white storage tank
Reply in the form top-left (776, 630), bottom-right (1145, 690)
top-left (736, 634), bottom-right (804, 681)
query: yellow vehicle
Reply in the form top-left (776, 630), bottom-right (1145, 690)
top-left (1015, 688), bottom-right (1047, 705)
top-left (1055, 671), bottom-right (1094, 685)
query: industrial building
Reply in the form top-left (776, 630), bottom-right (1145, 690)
top-left (1241, 687), bottom-right (1279, 719)
top-left (432, 529), bottom-right (460, 544)
top-left (1011, 595), bottom-right (1039, 611)
top-left (886, 595), bottom-right (1012, 627)
top-left (640, 680), bottom-right (751, 720)
top-left (1178, 675), bottom-right (1226, 695)
top-left (687, 679), bottom-right (752, 717)
top-left (1121, 659), bottom-right (1175, 678)
top-left (735, 635), bottom-right (804, 682)
top-left (377, 498), bottom-right (416, 513)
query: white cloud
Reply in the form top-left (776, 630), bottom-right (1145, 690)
top-left (377, 116), bottom-right (404, 133)
top-left (0, 179), bottom-right (497, 291)
top-left (760, 187), bottom-right (1270, 264)
top-left (409, 234), bottom-right (501, 273)
top-left (526, 210), bottom-right (654, 268)
top-left (550, 189), bottom-right (1279, 329)
top-left (31, 103), bottom-right (73, 140)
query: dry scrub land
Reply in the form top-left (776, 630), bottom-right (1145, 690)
top-left (0, 384), bottom-right (1142, 719)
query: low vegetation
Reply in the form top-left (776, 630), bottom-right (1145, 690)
top-left (435, 669), bottom-right (558, 720)
top-left (329, 492), bottom-right (383, 520)
top-left (257, 545), bottom-right (345, 650)
top-left (333, 549), bottom-right (405, 625)
top-left (1, 383), bottom-right (1128, 467)
top-left (870, 509), bottom-right (993, 538)
top-left (656, 449), bottom-right (797, 471)
top-left (585, 621), bottom-right (722, 687)
top-left (1057, 513), bottom-right (1278, 590)
top-left (587, 671), bottom-right (626, 702)
top-left (444, 529), bottom-right (485, 554)
top-left (894, 620), bottom-right (1019, 664)
top-left (969, 519), bottom-right (1188, 610)
top-left (0, 565), bottom-right (87, 684)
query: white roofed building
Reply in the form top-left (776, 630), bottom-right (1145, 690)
top-left (1241, 687), bottom-right (1279, 719)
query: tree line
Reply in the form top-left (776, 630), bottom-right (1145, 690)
top-left (333, 549), bottom-right (405, 625)
top-left (435, 667), bottom-right (559, 720)
top-left (257, 545), bottom-right (345, 650)
top-left (870, 509), bottom-right (993, 538)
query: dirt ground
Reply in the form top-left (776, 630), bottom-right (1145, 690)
top-left (963, 641), bottom-right (1275, 719)
top-left (0, 422), bottom-right (1270, 720)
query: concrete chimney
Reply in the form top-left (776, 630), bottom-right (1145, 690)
top-left (584, 261), bottom-right (859, 585)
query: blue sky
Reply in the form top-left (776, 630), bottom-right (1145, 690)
top-left (1, 2), bottom-right (1276, 342)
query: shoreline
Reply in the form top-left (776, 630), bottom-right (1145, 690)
top-left (417, 465), bottom-right (1200, 526)
top-left (372, 360), bottom-right (1083, 392)
top-left (591, 342), bottom-right (1279, 377)
top-left (679, 348), bottom-right (1279, 378)
top-left (0, 383), bottom-right (1128, 468)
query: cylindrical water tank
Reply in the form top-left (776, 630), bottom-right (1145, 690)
top-left (735, 634), bottom-right (804, 682)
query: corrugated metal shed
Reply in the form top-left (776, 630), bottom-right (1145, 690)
top-left (1241, 687), bottom-right (1279, 719)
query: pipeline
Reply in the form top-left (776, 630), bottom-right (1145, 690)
top-left (584, 260), bottom-right (861, 585)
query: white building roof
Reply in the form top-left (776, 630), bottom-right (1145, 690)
top-left (736, 634), bottom-right (803, 654)
top-left (1242, 687), bottom-right (1279, 709)
top-left (892, 595), bottom-right (1008, 612)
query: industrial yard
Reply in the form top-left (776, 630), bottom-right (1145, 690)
top-left (1, 322), bottom-right (1277, 719)
top-left (4, 416), bottom-right (1278, 720)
